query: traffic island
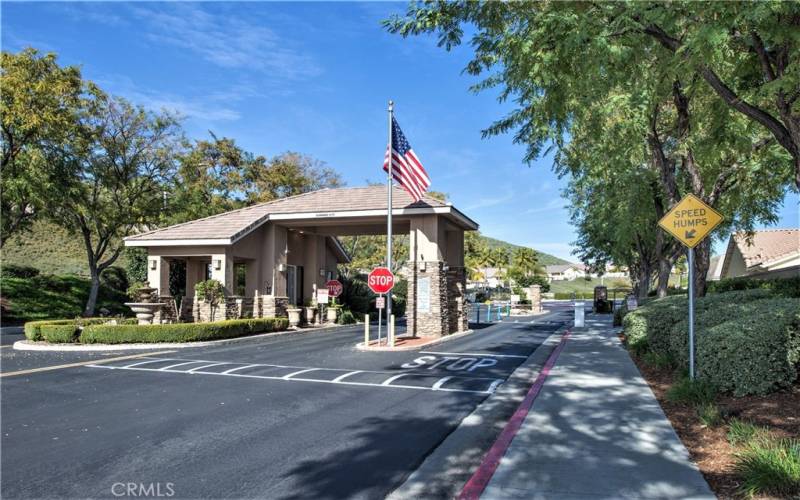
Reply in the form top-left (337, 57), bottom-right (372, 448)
top-left (356, 328), bottom-right (475, 351)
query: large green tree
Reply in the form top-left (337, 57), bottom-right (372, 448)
top-left (49, 96), bottom-right (183, 316)
top-left (0, 48), bottom-right (89, 244)
top-left (386, 1), bottom-right (796, 296)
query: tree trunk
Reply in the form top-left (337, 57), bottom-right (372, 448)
top-left (84, 271), bottom-right (100, 317)
top-left (656, 258), bottom-right (672, 298)
top-left (692, 239), bottom-right (712, 298)
top-left (635, 261), bottom-right (653, 300)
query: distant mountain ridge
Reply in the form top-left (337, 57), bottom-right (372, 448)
top-left (481, 235), bottom-right (570, 266)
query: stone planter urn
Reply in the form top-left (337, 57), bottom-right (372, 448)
top-left (327, 307), bottom-right (339, 323)
top-left (287, 308), bottom-right (302, 327)
top-left (304, 306), bottom-right (317, 325)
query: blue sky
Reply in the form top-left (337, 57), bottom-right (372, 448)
top-left (3, 2), bottom-right (797, 261)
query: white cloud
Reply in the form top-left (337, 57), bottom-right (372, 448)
top-left (524, 197), bottom-right (566, 214)
top-left (129, 4), bottom-right (322, 81)
top-left (96, 74), bottom-right (243, 123)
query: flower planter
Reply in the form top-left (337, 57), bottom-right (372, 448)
top-left (287, 308), bottom-right (302, 327)
top-left (304, 307), bottom-right (317, 325)
top-left (327, 307), bottom-right (339, 323)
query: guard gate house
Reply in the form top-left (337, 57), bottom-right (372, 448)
top-left (124, 186), bottom-right (479, 338)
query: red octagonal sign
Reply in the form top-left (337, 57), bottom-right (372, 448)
top-left (326, 279), bottom-right (343, 298)
top-left (367, 267), bottom-right (395, 295)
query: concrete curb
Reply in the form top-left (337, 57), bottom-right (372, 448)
top-left (387, 324), bottom-right (569, 500)
top-left (12, 322), bottom-right (357, 352)
top-left (355, 328), bottom-right (475, 351)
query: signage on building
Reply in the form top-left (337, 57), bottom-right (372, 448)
top-left (417, 276), bottom-right (431, 314)
top-left (316, 289), bottom-right (329, 304)
top-left (658, 194), bottom-right (723, 248)
top-left (367, 267), bottom-right (395, 294)
top-left (326, 279), bottom-right (343, 297)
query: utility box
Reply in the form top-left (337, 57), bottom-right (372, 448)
top-left (574, 301), bottom-right (585, 327)
top-left (593, 286), bottom-right (612, 313)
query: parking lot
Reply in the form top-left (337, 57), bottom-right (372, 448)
top-left (1, 304), bottom-right (571, 499)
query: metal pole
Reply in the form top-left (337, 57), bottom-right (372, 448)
top-left (688, 247), bottom-right (695, 379)
top-left (378, 306), bottom-right (382, 346)
top-left (386, 100), bottom-right (394, 342)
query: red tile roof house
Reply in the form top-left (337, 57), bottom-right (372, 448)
top-left (719, 228), bottom-right (800, 280)
top-left (124, 186), bottom-right (479, 338)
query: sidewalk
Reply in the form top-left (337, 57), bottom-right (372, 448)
top-left (480, 314), bottom-right (714, 500)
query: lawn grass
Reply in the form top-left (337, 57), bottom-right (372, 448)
top-left (1, 274), bottom-right (131, 323)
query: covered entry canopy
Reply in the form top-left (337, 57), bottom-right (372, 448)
top-left (125, 185), bottom-right (479, 336)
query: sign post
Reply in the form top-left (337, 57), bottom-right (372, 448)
top-left (658, 194), bottom-right (723, 379)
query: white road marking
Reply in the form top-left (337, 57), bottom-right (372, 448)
top-left (381, 373), bottom-right (409, 386)
top-left (187, 362), bottom-right (228, 373)
top-left (221, 364), bottom-right (260, 375)
top-left (331, 371), bottom-right (362, 383)
top-left (87, 357), bottom-right (506, 394)
top-left (432, 376), bottom-right (453, 390)
top-left (282, 368), bottom-right (318, 380)
top-left (487, 379), bottom-right (504, 393)
top-left (420, 351), bottom-right (528, 360)
top-left (159, 361), bottom-right (206, 371)
top-left (122, 358), bottom-right (175, 369)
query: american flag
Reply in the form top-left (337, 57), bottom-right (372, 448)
top-left (383, 117), bottom-right (431, 202)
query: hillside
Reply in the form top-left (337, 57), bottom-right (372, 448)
top-left (481, 235), bottom-right (570, 266)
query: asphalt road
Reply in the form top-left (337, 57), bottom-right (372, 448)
top-left (1, 304), bottom-right (571, 499)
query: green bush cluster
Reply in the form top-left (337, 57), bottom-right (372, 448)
top-left (337, 309), bottom-right (356, 325)
top-left (708, 275), bottom-right (800, 298)
top-left (612, 303), bottom-right (629, 326)
top-left (81, 317), bottom-right (289, 344)
top-left (1, 264), bottom-right (40, 279)
top-left (622, 288), bottom-right (800, 396)
top-left (24, 317), bottom-right (135, 342)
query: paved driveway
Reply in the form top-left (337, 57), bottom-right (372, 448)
top-left (1, 307), bottom-right (569, 499)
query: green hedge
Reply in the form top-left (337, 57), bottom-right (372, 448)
top-left (553, 292), bottom-right (594, 300)
top-left (622, 288), bottom-right (800, 396)
top-left (40, 324), bottom-right (81, 343)
top-left (708, 276), bottom-right (800, 298)
top-left (81, 317), bottom-right (289, 344)
top-left (24, 317), bottom-right (135, 341)
top-left (697, 301), bottom-right (799, 396)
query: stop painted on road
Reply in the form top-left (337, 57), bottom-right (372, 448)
top-left (401, 355), bottom-right (498, 372)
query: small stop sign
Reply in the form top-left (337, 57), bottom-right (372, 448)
top-left (326, 279), bottom-right (343, 297)
top-left (367, 267), bottom-right (395, 295)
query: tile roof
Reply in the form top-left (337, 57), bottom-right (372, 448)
top-left (126, 186), bottom-right (459, 243)
top-left (732, 228), bottom-right (800, 269)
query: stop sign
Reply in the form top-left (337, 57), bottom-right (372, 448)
top-left (326, 279), bottom-right (343, 297)
top-left (367, 267), bottom-right (395, 294)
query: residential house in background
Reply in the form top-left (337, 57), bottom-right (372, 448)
top-left (546, 264), bottom-right (586, 282)
top-left (719, 228), bottom-right (800, 280)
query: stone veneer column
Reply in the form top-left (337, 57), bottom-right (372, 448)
top-left (525, 285), bottom-right (542, 313)
top-left (446, 266), bottom-right (469, 333)
top-left (259, 295), bottom-right (289, 318)
top-left (405, 260), bottom-right (449, 337)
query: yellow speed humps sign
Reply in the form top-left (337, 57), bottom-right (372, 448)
top-left (658, 194), bottom-right (723, 248)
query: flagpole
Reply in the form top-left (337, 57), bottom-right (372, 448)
top-left (386, 100), bottom-right (394, 344)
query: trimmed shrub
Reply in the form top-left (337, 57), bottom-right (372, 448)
top-left (613, 303), bottom-right (628, 326)
top-left (81, 317), bottom-right (289, 344)
top-left (553, 292), bottom-right (594, 300)
top-left (40, 324), bottom-right (80, 343)
top-left (708, 275), bottom-right (800, 298)
top-left (697, 300), bottom-right (799, 396)
top-left (24, 317), bottom-right (136, 341)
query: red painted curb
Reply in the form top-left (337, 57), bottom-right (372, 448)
top-left (458, 330), bottom-right (572, 500)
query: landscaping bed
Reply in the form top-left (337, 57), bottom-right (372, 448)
top-left (617, 278), bottom-right (800, 498)
top-left (633, 355), bottom-right (799, 499)
top-left (23, 317), bottom-right (289, 344)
